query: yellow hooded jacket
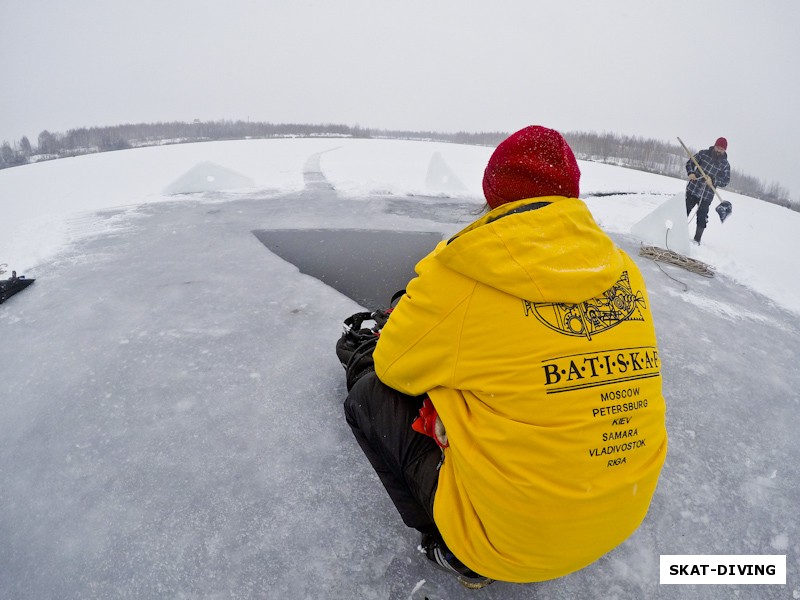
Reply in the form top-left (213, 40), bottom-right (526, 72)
top-left (374, 197), bottom-right (667, 583)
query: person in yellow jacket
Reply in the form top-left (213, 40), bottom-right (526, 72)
top-left (342, 125), bottom-right (667, 587)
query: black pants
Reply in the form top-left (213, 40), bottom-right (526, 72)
top-left (686, 191), bottom-right (711, 241)
top-left (686, 191), bottom-right (711, 226)
top-left (343, 371), bottom-right (442, 535)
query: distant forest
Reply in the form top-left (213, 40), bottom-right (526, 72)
top-left (1, 120), bottom-right (794, 210)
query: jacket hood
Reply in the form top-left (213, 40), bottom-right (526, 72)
top-left (434, 197), bottom-right (624, 304)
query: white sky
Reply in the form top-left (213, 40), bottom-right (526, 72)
top-left (1, 0), bottom-right (799, 200)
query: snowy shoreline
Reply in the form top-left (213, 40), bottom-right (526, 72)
top-left (2, 137), bottom-right (798, 316)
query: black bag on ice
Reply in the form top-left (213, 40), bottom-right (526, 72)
top-left (0, 272), bottom-right (35, 304)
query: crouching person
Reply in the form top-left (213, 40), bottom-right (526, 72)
top-left (342, 126), bottom-right (668, 587)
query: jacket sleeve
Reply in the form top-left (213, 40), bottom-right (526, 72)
top-left (373, 257), bottom-right (471, 397)
top-left (686, 153), bottom-right (701, 176)
top-left (685, 155), bottom-right (695, 176)
top-left (717, 160), bottom-right (731, 188)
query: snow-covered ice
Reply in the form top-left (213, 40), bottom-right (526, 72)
top-left (1, 138), bottom-right (798, 598)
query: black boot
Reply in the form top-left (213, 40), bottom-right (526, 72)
top-left (419, 533), bottom-right (494, 589)
top-left (693, 224), bottom-right (705, 245)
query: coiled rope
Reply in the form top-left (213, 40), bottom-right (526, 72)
top-left (637, 228), bottom-right (715, 291)
top-left (639, 245), bottom-right (715, 278)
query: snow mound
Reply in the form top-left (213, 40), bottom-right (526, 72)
top-left (163, 161), bottom-right (256, 194)
top-left (425, 151), bottom-right (467, 193)
top-left (630, 193), bottom-right (691, 255)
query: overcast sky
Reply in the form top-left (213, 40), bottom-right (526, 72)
top-left (2, 1), bottom-right (799, 200)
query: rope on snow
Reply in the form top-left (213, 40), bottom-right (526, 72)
top-left (638, 244), bottom-right (715, 292)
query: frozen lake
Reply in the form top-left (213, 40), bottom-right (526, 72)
top-left (1, 142), bottom-right (798, 598)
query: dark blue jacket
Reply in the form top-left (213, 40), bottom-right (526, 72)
top-left (686, 147), bottom-right (730, 204)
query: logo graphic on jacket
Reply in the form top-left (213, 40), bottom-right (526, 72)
top-left (523, 271), bottom-right (646, 340)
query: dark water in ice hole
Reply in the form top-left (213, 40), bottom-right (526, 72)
top-left (252, 229), bottom-right (443, 308)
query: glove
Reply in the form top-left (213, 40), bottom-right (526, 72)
top-left (704, 174), bottom-right (714, 187)
top-left (411, 397), bottom-right (449, 448)
top-left (688, 173), bottom-right (697, 181)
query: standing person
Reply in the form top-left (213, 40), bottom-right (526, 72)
top-left (685, 137), bottom-right (731, 244)
top-left (341, 126), bottom-right (668, 586)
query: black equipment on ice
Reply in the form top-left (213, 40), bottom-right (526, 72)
top-left (0, 271), bottom-right (35, 304)
top-left (336, 290), bottom-right (404, 391)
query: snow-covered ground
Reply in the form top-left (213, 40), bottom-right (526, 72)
top-left (3, 138), bottom-right (798, 316)
top-left (1, 138), bottom-right (798, 599)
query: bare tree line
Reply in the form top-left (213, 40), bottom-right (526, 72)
top-left (1, 121), bottom-right (794, 210)
top-left (562, 131), bottom-right (794, 210)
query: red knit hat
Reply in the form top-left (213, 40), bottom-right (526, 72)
top-left (715, 137), bottom-right (728, 150)
top-left (482, 126), bottom-right (581, 209)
